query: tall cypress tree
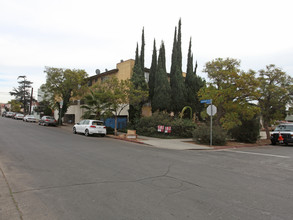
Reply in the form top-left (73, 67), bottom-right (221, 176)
top-left (131, 43), bottom-right (145, 88)
top-left (170, 19), bottom-right (186, 114)
top-left (185, 38), bottom-right (197, 114)
top-left (129, 29), bottom-right (148, 125)
top-left (170, 27), bottom-right (177, 90)
top-left (149, 39), bottom-right (157, 102)
top-left (129, 44), bottom-right (143, 124)
top-left (140, 27), bottom-right (145, 72)
top-left (194, 60), bottom-right (198, 75)
top-left (177, 19), bottom-right (182, 70)
top-left (193, 62), bottom-right (205, 120)
top-left (135, 43), bottom-right (139, 65)
top-left (184, 38), bottom-right (206, 120)
top-left (152, 41), bottom-right (171, 112)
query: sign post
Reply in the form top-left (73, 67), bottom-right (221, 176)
top-left (201, 99), bottom-right (217, 146)
top-left (200, 99), bottom-right (211, 104)
top-left (59, 100), bottom-right (63, 126)
top-left (210, 100), bottom-right (213, 146)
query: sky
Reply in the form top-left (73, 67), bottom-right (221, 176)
top-left (1, 0), bottom-right (293, 103)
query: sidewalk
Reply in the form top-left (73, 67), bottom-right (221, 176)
top-left (0, 167), bottom-right (21, 220)
top-left (60, 124), bottom-right (269, 150)
top-left (114, 134), bottom-right (211, 150)
top-left (60, 124), bottom-right (212, 150)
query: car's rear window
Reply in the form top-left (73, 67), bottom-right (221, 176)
top-left (275, 125), bottom-right (293, 131)
top-left (92, 121), bottom-right (104, 126)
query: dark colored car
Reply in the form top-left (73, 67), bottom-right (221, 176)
top-left (38, 116), bottom-right (57, 126)
top-left (271, 123), bottom-right (293, 145)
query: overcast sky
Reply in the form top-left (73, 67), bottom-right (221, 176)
top-left (1, 0), bottom-right (292, 103)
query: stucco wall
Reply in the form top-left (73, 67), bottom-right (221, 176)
top-left (116, 59), bottom-right (135, 81)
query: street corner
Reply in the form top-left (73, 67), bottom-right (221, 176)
top-left (211, 139), bottom-right (272, 150)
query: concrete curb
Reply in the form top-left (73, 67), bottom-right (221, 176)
top-left (107, 135), bottom-right (147, 145)
top-left (59, 124), bottom-right (270, 150)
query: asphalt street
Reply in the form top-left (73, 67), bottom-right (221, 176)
top-left (1, 116), bottom-right (293, 220)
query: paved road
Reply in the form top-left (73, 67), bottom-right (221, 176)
top-left (1, 116), bottom-right (293, 220)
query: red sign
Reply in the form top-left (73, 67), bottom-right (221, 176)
top-left (157, 125), bottom-right (164, 132)
top-left (165, 126), bottom-right (171, 133)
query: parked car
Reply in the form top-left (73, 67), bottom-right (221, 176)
top-left (5, 112), bottom-right (15, 118)
top-left (23, 115), bottom-right (37, 122)
top-left (14, 113), bottom-right (24, 120)
top-left (38, 116), bottom-right (57, 126)
top-left (73, 120), bottom-right (106, 137)
top-left (11, 112), bottom-right (17, 119)
top-left (271, 123), bottom-right (293, 145)
top-left (2, 111), bottom-right (7, 117)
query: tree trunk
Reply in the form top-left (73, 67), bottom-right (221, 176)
top-left (114, 114), bottom-right (118, 136)
top-left (263, 121), bottom-right (271, 139)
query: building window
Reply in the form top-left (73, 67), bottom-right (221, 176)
top-left (101, 76), bottom-right (109, 82)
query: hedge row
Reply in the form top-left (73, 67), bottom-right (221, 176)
top-left (126, 112), bottom-right (260, 144)
top-left (133, 112), bottom-right (197, 138)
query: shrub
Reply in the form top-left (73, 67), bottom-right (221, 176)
top-left (135, 112), bottom-right (171, 136)
top-left (135, 112), bottom-right (197, 138)
top-left (170, 118), bottom-right (197, 138)
top-left (229, 117), bottom-right (260, 143)
top-left (193, 124), bottom-right (227, 145)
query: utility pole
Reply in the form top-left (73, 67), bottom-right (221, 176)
top-left (29, 87), bottom-right (33, 115)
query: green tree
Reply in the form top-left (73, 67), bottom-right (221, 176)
top-left (177, 19), bottom-right (182, 70)
top-left (42, 67), bottom-right (88, 125)
top-left (82, 77), bottom-right (148, 135)
top-left (140, 27), bottom-right (145, 72)
top-left (229, 115), bottom-right (260, 143)
top-left (81, 89), bottom-right (111, 120)
top-left (257, 64), bottom-right (293, 139)
top-left (193, 62), bottom-right (206, 120)
top-left (170, 19), bottom-right (186, 114)
top-left (8, 100), bottom-right (22, 112)
top-left (104, 77), bottom-right (147, 135)
top-left (184, 38), bottom-right (205, 120)
top-left (148, 39), bottom-right (157, 102)
top-left (85, 78), bottom-right (129, 135)
top-left (129, 36), bottom-right (148, 126)
top-left (199, 58), bottom-right (260, 130)
top-left (152, 41), bottom-right (171, 112)
top-left (102, 78), bottom-right (131, 136)
top-left (34, 100), bottom-right (53, 116)
top-left (10, 75), bottom-right (33, 114)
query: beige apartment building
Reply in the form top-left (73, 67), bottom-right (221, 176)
top-left (60, 59), bottom-right (151, 124)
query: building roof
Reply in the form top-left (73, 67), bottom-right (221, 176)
top-left (87, 68), bottom-right (119, 81)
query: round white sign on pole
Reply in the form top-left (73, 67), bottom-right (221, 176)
top-left (207, 105), bottom-right (217, 116)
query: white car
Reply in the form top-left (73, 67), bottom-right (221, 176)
top-left (5, 112), bottom-right (15, 118)
top-left (14, 113), bottom-right (24, 120)
top-left (271, 123), bottom-right (293, 145)
top-left (73, 120), bottom-right (107, 137)
top-left (23, 115), bottom-right (37, 122)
